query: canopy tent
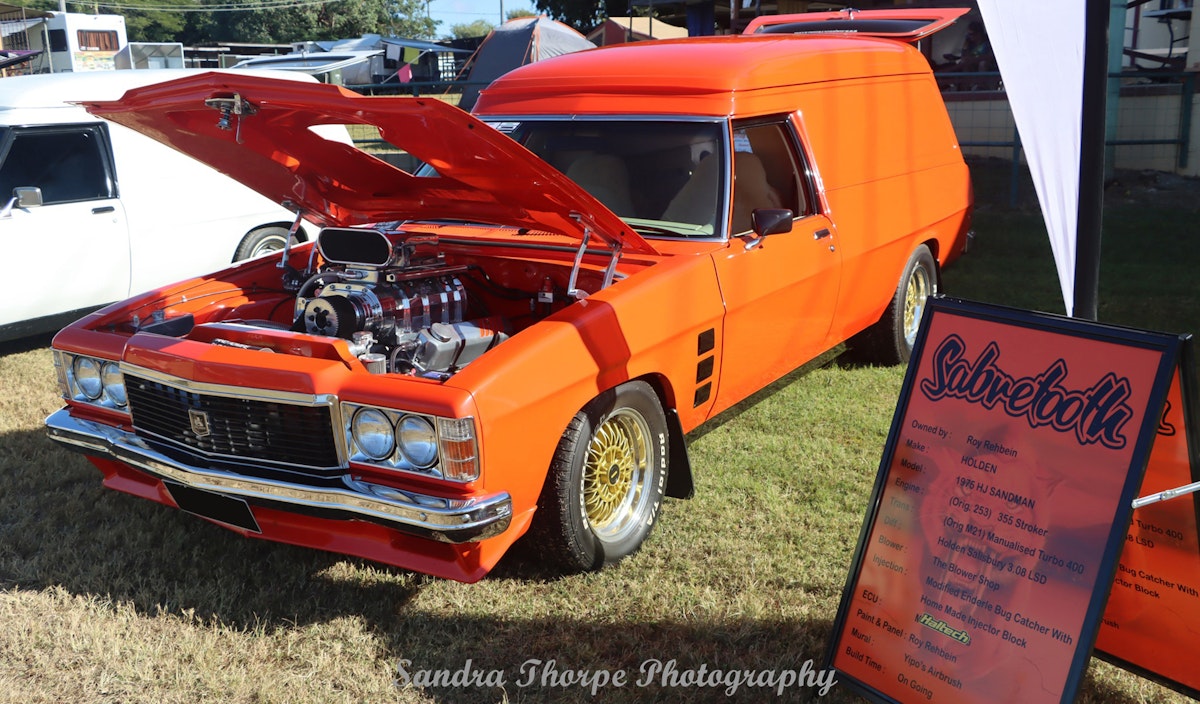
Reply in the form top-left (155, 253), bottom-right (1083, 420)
top-left (456, 16), bottom-right (594, 111)
top-left (231, 50), bottom-right (383, 85)
top-left (0, 49), bottom-right (38, 71)
top-left (0, 3), bottom-right (51, 75)
top-left (380, 37), bottom-right (472, 84)
top-left (232, 34), bottom-right (470, 86)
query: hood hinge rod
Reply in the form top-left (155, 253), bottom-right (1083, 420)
top-left (276, 206), bottom-right (305, 271)
top-left (566, 230), bottom-right (590, 300)
top-left (566, 214), bottom-right (623, 299)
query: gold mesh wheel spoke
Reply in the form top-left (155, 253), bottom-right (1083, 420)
top-left (903, 267), bottom-right (930, 344)
top-left (581, 409), bottom-right (649, 538)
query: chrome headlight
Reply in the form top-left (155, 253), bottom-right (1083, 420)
top-left (342, 402), bottom-right (480, 483)
top-left (101, 362), bottom-right (127, 407)
top-left (396, 414), bottom-right (438, 469)
top-left (55, 351), bottom-right (129, 411)
top-left (351, 407), bottom-right (395, 460)
top-left (72, 356), bottom-right (103, 401)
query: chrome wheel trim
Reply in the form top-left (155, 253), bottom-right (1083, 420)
top-left (250, 233), bottom-right (288, 257)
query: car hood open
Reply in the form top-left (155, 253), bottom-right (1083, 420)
top-left (83, 72), bottom-right (658, 256)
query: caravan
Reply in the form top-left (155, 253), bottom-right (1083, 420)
top-left (27, 11), bottom-right (128, 72)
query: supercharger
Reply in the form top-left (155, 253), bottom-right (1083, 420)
top-left (292, 227), bottom-right (508, 376)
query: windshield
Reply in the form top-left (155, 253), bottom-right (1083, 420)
top-left (486, 119), bottom-right (728, 238)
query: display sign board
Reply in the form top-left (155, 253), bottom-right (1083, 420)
top-left (1095, 360), bottom-right (1200, 698)
top-left (826, 297), bottom-right (1183, 704)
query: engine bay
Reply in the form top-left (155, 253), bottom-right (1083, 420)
top-left (282, 227), bottom-right (507, 378)
top-left (117, 224), bottom-right (634, 379)
top-left (279, 226), bottom-right (535, 378)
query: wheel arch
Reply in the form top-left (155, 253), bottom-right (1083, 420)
top-left (249, 220), bottom-right (312, 243)
top-left (918, 235), bottom-right (944, 289)
top-left (630, 372), bottom-right (694, 500)
top-left (233, 221), bottom-right (314, 263)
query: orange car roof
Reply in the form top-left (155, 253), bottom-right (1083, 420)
top-left (474, 35), bottom-right (932, 117)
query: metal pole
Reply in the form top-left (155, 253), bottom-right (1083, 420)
top-left (1074, 0), bottom-right (1109, 321)
top-left (1180, 73), bottom-right (1194, 170)
top-left (1103, 0), bottom-right (1124, 181)
top-left (1010, 126), bottom-right (1022, 208)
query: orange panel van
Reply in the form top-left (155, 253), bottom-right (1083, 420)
top-left (46, 13), bottom-right (972, 582)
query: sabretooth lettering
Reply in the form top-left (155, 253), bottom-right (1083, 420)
top-left (919, 335), bottom-right (1134, 449)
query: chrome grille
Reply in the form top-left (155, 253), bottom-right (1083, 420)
top-left (125, 374), bottom-right (341, 472)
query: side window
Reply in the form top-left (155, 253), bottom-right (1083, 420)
top-left (77, 30), bottom-right (120, 51)
top-left (731, 121), bottom-right (814, 233)
top-left (0, 127), bottom-right (113, 205)
top-left (47, 29), bottom-right (68, 53)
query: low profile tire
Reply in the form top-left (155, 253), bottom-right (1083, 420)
top-left (854, 244), bottom-right (937, 365)
top-left (530, 380), bottom-right (668, 572)
top-left (233, 225), bottom-right (293, 261)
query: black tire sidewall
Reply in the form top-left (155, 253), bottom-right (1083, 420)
top-left (546, 381), bottom-right (668, 571)
top-left (234, 225), bottom-right (292, 262)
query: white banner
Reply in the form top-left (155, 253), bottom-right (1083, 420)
top-left (976, 0), bottom-right (1086, 316)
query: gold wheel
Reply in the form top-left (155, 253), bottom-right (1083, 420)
top-left (531, 380), bottom-right (667, 572)
top-left (902, 262), bottom-right (932, 349)
top-left (581, 408), bottom-right (651, 542)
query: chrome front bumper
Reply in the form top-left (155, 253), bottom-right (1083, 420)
top-left (46, 409), bottom-right (512, 543)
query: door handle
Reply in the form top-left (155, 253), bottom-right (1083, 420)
top-left (92, 206), bottom-right (115, 214)
top-left (813, 228), bottom-right (832, 240)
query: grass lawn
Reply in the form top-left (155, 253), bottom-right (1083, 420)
top-left (0, 158), bottom-right (1196, 703)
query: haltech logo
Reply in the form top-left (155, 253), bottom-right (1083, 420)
top-left (188, 409), bottom-right (212, 437)
top-left (915, 612), bottom-right (971, 645)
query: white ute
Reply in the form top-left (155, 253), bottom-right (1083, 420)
top-left (0, 70), bottom-right (329, 341)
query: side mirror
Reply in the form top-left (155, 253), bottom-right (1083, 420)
top-left (0, 186), bottom-right (43, 218)
top-left (743, 208), bottom-right (794, 250)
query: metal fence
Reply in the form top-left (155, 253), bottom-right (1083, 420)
top-left (938, 70), bottom-right (1196, 171)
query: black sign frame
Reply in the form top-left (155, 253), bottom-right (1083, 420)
top-left (824, 297), bottom-right (1184, 704)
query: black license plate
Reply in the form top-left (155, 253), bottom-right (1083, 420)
top-left (165, 482), bottom-right (261, 534)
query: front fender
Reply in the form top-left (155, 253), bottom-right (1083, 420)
top-left (447, 252), bottom-right (724, 524)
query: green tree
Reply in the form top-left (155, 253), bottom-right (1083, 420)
top-left (17, 0), bottom-right (57, 11)
top-left (224, 0), bottom-right (436, 43)
top-left (37, 0), bottom-right (437, 45)
top-left (448, 18), bottom-right (494, 39)
top-left (533, 0), bottom-right (623, 32)
top-left (115, 0), bottom-right (188, 42)
top-left (506, 7), bottom-right (536, 20)
top-left (117, 0), bottom-right (438, 45)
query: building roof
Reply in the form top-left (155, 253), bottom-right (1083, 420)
top-left (587, 17), bottom-right (690, 43)
top-left (0, 3), bottom-right (52, 19)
